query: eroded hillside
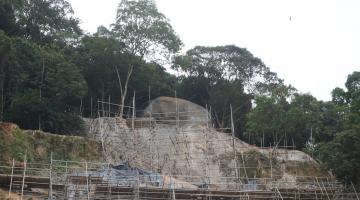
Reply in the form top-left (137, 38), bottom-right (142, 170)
top-left (85, 96), bottom-right (331, 189)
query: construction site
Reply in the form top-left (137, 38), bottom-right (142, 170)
top-left (0, 96), bottom-right (359, 200)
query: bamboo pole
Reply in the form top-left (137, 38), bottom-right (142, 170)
top-left (175, 91), bottom-right (179, 129)
top-left (20, 154), bottom-right (27, 200)
top-left (64, 161), bottom-right (69, 199)
top-left (206, 104), bottom-right (209, 128)
top-left (90, 96), bottom-right (93, 118)
top-left (108, 95), bottom-right (111, 117)
top-left (135, 169), bottom-right (140, 200)
top-left (102, 95), bottom-right (105, 117)
top-left (97, 99), bottom-right (100, 118)
top-left (322, 181), bottom-right (331, 200)
top-left (209, 106), bottom-right (213, 128)
top-left (149, 86), bottom-right (154, 171)
top-left (107, 163), bottom-right (112, 199)
top-left (49, 152), bottom-right (53, 200)
top-left (230, 105), bottom-right (239, 184)
top-left (172, 181), bottom-right (176, 200)
top-left (85, 161), bottom-right (90, 200)
top-left (351, 182), bottom-right (360, 200)
top-left (240, 150), bottom-right (249, 182)
top-left (8, 158), bottom-right (14, 198)
top-left (0, 74), bottom-right (3, 122)
top-left (132, 91), bottom-right (135, 130)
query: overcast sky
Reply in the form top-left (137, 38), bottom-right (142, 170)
top-left (68, 0), bottom-right (360, 101)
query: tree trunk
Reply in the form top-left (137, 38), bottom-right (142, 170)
top-left (0, 75), bottom-right (3, 122)
top-left (116, 64), bottom-right (133, 118)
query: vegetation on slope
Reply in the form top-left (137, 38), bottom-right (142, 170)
top-left (0, 123), bottom-right (102, 163)
top-left (219, 150), bottom-right (329, 183)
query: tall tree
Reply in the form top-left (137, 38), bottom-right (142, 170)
top-left (74, 35), bottom-right (177, 116)
top-left (2, 35), bottom-right (86, 134)
top-left (0, 0), bottom-right (82, 44)
top-left (173, 45), bottom-right (281, 136)
top-left (112, 0), bottom-right (182, 117)
top-left (173, 45), bottom-right (279, 92)
top-left (0, 31), bottom-right (12, 121)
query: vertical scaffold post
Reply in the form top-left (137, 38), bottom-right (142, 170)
top-left (85, 161), bottom-right (90, 200)
top-left (8, 158), bottom-right (15, 198)
top-left (132, 91), bottom-right (135, 130)
top-left (108, 96), bottom-right (111, 117)
top-left (175, 91), bottom-right (179, 129)
top-left (209, 106), bottom-right (213, 128)
top-left (135, 169), bottom-right (140, 200)
top-left (102, 96), bottom-right (105, 117)
top-left (206, 104), bottom-right (209, 128)
top-left (90, 96), bottom-right (93, 118)
top-left (49, 152), bottom-right (53, 200)
top-left (64, 161), bottom-right (69, 199)
top-left (107, 163), bottom-right (112, 199)
top-left (97, 99), bottom-right (100, 118)
top-left (20, 154), bottom-right (27, 200)
top-left (270, 157), bottom-right (273, 179)
top-left (172, 181), bottom-right (176, 200)
top-left (149, 86), bottom-right (154, 171)
top-left (230, 105), bottom-right (239, 184)
top-left (204, 113), bottom-right (211, 187)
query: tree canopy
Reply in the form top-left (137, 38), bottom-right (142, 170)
top-left (0, 0), bottom-right (82, 44)
top-left (112, 0), bottom-right (182, 60)
top-left (173, 45), bottom-right (281, 137)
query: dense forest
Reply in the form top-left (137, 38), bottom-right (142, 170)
top-left (0, 0), bottom-right (359, 184)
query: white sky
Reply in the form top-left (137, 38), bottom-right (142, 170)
top-left (68, 0), bottom-right (360, 101)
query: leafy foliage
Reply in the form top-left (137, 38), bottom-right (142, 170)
top-left (173, 45), bottom-right (281, 138)
top-left (112, 0), bottom-right (182, 60)
top-left (246, 71), bottom-right (360, 184)
top-left (1, 34), bottom-right (86, 134)
top-left (0, 0), bottom-right (82, 44)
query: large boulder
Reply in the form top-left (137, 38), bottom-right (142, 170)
top-left (143, 96), bottom-right (208, 126)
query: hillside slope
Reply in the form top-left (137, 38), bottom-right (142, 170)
top-left (0, 123), bottom-right (102, 164)
top-left (85, 96), bottom-right (331, 189)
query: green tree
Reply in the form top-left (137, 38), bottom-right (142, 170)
top-left (315, 71), bottom-right (360, 184)
top-left (74, 35), bottom-right (177, 116)
top-left (112, 0), bottom-right (182, 117)
top-left (0, 31), bottom-right (12, 121)
top-left (345, 72), bottom-right (360, 126)
top-left (174, 45), bottom-right (280, 137)
top-left (246, 89), bottom-right (329, 149)
top-left (2, 35), bottom-right (86, 134)
top-left (317, 128), bottom-right (360, 184)
top-left (112, 0), bottom-right (182, 59)
top-left (0, 0), bottom-right (82, 44)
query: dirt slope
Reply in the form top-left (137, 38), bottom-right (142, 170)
top-left (85, 97), bottom-right (331, 189)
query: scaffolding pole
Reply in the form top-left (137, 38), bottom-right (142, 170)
top-left (132, 91), bottom-right (135, 130)
top-left (8, 158), bottom-right (14, 198)
top-left (49, 152), bottom-right (53, 200)
top-left (20, 154), bottom-right (27, 200)
top-left (351, 182), bottom-right (360, 200)
top-left (230, 105), bottom-right (239, 184)
top-left (86, 161), bottom-right (90, 200)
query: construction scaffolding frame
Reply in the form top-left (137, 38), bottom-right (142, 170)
top-left (1, 96), bottom-right (359, 199)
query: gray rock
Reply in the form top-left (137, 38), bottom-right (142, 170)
top-left (143, 96), bottom-right (208, 126)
